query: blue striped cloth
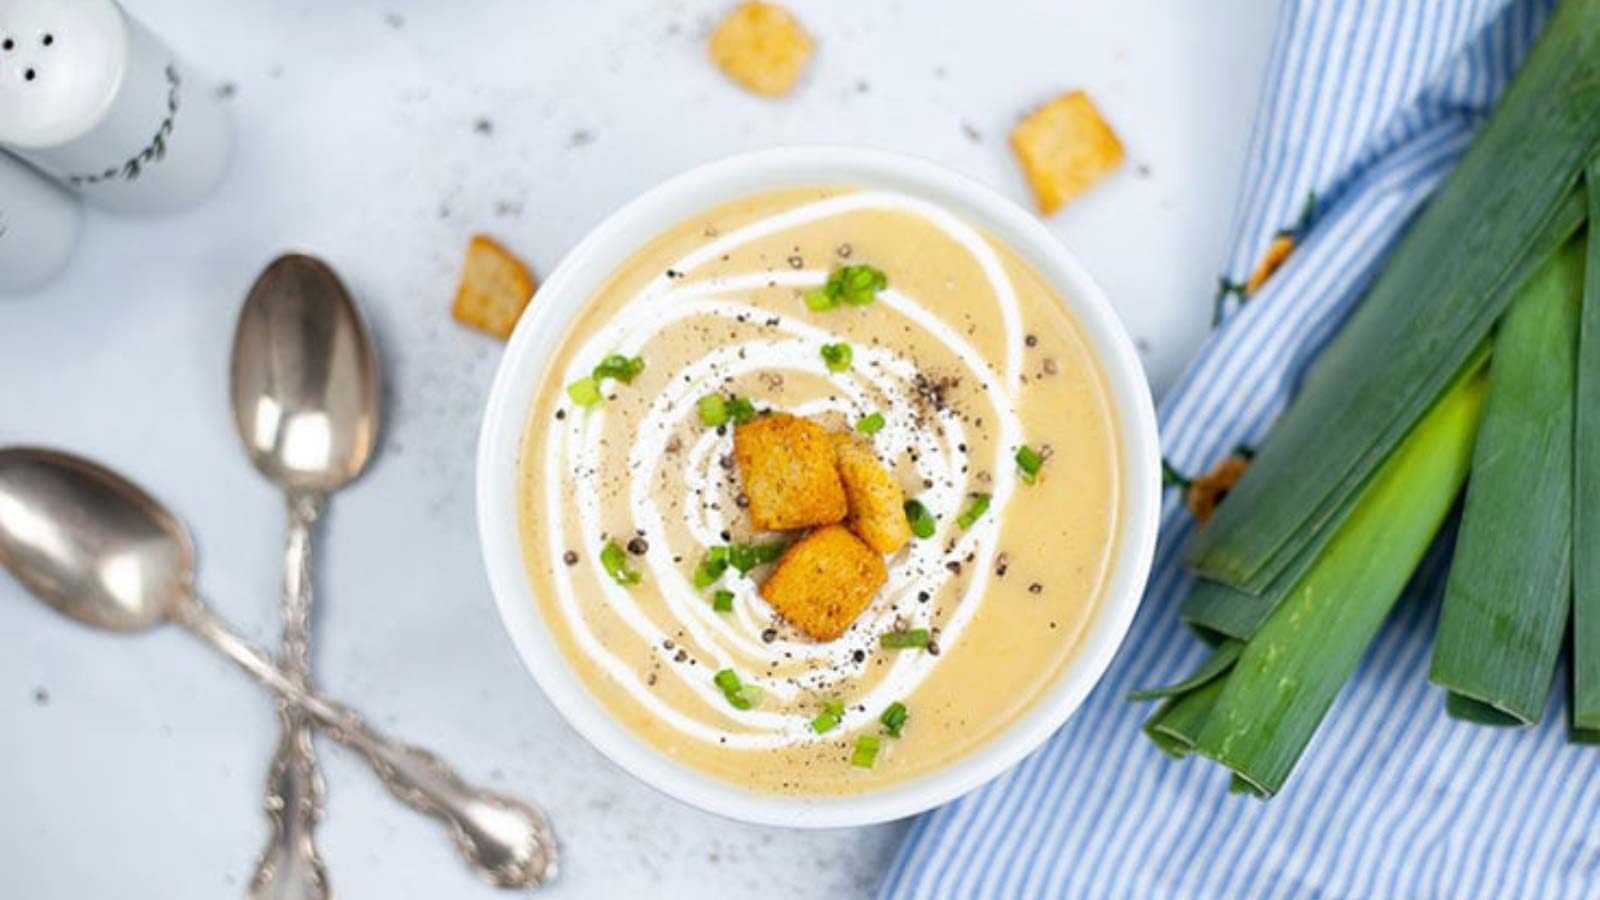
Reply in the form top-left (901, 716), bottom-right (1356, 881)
top-left (879, 2), bottom-right (1600, 897)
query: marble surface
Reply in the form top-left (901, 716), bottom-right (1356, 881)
top-left (0, 1), bottom-right (1275, 896)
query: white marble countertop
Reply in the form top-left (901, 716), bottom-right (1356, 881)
top-left (0, 1), bottom-right (1275, 896)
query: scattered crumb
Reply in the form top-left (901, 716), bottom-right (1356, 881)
top-left (570, 128), bottom-right (595, 147)
top-left (383, 11), bottom-right (405, 28)
top-left (474, 117), bottom-right (495, 136)
top-left (961, 122), bottom-right (983, 143)
top-left (452, 234), bottom-right (537, 339)
top-left (214, 81), bottom-right (237, 100)
top-left (32, 687), bottom-right (48, 706)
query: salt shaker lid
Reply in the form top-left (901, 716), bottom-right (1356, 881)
top-left (0, 0), bottom-right (130, 149)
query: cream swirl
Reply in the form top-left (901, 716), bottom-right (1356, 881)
top-left (542, 192), bottom-right (1027, 748)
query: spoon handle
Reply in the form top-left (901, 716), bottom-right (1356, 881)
top-left (175, 599), bottom-right (558, 889)
top-left (248, 492), bottom-right (329, 900)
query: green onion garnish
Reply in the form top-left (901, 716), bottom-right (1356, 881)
top-left (880, 629), bottom-right (930, 650)
top-left (713, 668), bottom-right (762, 710)
top-left (729, 684), bottom-right (763, 710)
top-left (821, 342), bottom-right (853, 373)
top-left (600, 541), bottom-right (640, 586)
top-left (880, 701), bottom-right (908, 738)
top-left (811, 700), bottom-right (845, 734)
top-left (592, 354), bottom-right (645, 385)
top-left (856, 412), bottom-right (886, 435)
top-left (692, 546), bottom-right (730, 589)
top-left (712, 589), bottom-right (734, 612)
top-left (727, 540), bottom-right (789, 575)
top-left (727, 396), bottom-right (757, 425)
top-left (903, 499), bottom-right (936, 539)
top-left (852, 734), bottom-right (882, 768)
top-left (1016, 445), bottom-right (1044, 485)
top-left (566, 376), bottom-right (603, 408)
top-left (698, 394), bottom-right (728, 426)
top-left (806, 264), bottom-right (889, 311)
top-left (956, 493), bottom-right (992, 529)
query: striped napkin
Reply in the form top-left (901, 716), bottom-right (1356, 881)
top-left (879, 1), bottom-right (1600, 897)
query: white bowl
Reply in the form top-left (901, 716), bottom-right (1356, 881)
top-left (476, 146), bottom-right (1161, 828)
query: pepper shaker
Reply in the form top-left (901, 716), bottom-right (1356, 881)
top-left (0, 151), bottom-right (81, 294)
top-left (0, 0), bottom-right (232, 214)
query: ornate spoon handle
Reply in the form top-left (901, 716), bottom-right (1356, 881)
top-left (248, 491), bottom-right (329, 900)
top-left (175, 598), bottom-right (558, 889)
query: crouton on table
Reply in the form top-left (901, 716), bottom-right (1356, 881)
top-left (708, 2), bottom-right (814, 98)
top-left (733, 414), bottom-right (847, 531)
top-left (760, 525), bottom-right (887, 641)
top-left (452, 234), bottom-right (536, 339)
top-left (833, 436), bottom-right (912, 554)
top-left (1011, 90), bottom-right (1125, 215)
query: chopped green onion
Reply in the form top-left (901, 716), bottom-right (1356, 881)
top-left (880, 629), bottom-right (930, 650)
top-left (880, 701), bottom-right (908, 738)
top-left (727, 540), bottom-right (789, 575)
top-left (805, 288), bottom-right (836, 311)
top-left (837, 265), bottom-right (888, 306)
top-left (697, 394), bottom-right (728, 426)
top-left (692, 546), bottom-right (729, 589)
top-left (713, 668), bottom-right (762, 710)
top-left (593, 354), bottom-right (645, 385)
top-left (729, 684), bottom-right (763, 710)
top-left (851, 734), bottom-right (881, 768)
top-left (806, 264), bottom-right (889, 312)
top-left (856, 412), bottom-right (886, 435)
top-left (820, 342), bottom-right (853, 373)
top-left (956, 493), bottom-right (991, 529)
top-left (811, 700), bottom-right (845, 734)
top-left (566, 376), bottom-right (603, 408)
top-left (1016, 445), bottom-right (1044, 485)
top-left (712, 589), bottom-right (734, 612)
top-left (600, 541), bottom-right (640, 587)
top-left (903, 500), bottom-right (936, 539)
top-left (727, 396), bottom-right (757, 425)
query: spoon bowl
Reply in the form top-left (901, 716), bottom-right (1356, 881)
top-left (0, 447), bottom-right (190, 631)
top-left (230, 253), bottom-right (379, 493)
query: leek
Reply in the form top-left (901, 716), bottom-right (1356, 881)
top-left (1185, 0), bottom-right (1600, 591)
top-left (1576, 162), bottom-right (1600, 731)
top-left (1430, 239), bottom-right (1584, 724)
top-left (1190, 371), bottom-right (1487, 795)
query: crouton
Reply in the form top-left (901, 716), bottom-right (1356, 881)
top-left (1010, 91), bottom-right (1125, 215)
top-left (832, 436), bottom-right (912, 554)
top-left (733, 414), bottom-right (847, 531)
top-left (760, 525), bottom-right (887, 641)
top-left (708, 2), bottom-right (814, 98)
top-left (452, 234), bottom-right (536, 339)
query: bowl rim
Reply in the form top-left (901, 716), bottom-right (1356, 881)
top-left (475, 145), bottom-right (1162, 829)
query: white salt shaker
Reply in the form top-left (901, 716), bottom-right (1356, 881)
top-left (0, 0), bottom-right (232, 214)
top-left (0, 151), bottom-right (82, 294)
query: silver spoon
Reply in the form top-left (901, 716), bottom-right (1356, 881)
top-left (0, 447), bottom-right (558, 889)
top-left (230, 253), bottom-right (378, 900)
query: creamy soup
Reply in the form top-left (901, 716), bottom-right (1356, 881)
top-left (516, 187), bottom-right (1120, 794)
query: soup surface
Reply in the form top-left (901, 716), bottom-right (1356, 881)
top-left (517, 187), bottom-right (1121, 793)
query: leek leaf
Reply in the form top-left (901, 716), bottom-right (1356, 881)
top-left (1185, 0), bottom-right (1600, 590)
top-left (1192, 371), bottom-right (1487, 796)
top-left (1430, 238), bottom-right (1583, 724)
top-left (1575, 160), bottom-right (1600, 730)
top-left (1127, 639), bottom-right (1243, 701)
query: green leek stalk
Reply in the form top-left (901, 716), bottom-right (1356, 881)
top-left (1576, 164), bottom-right (1600, 732)
top-left (1184, 0), bottom-right (1600, 594)
top-left (1188, 370), bottom-right (1487, 795)
top-left (1430, 238), bottom-right (1584, 724)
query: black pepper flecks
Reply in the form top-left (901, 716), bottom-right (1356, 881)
top-left (627, 537), bottom-right (649, 555)
top-left (562, 551), bottom-right (579, 566)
